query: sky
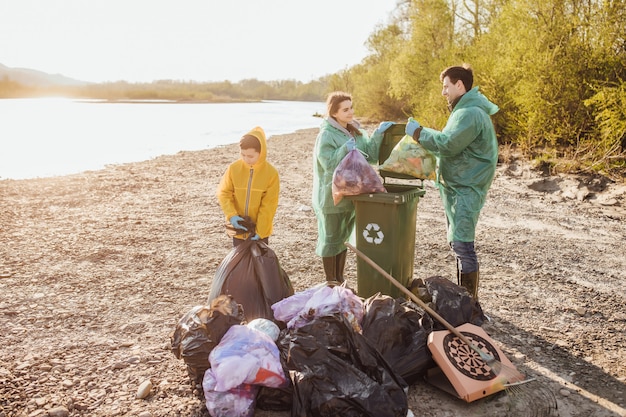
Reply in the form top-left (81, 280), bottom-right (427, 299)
top-left (0, 0), bottom-right (399, 84)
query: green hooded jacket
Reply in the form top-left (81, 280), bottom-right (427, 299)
top-left (312, 118), bottom-right (382, 214)
top-left (418, 86), bottom-right (499, 242)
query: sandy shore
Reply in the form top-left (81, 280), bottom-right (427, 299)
top-left (1, 127), bottom-right (625, 416)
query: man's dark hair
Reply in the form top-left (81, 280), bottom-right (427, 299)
top-left (240, 134), bottom-right (261, 152)
top-left (440, 64), bottom-right (474, 91)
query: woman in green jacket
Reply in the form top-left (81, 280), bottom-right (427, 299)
top-left (312, 91), bottom-right (390, 283)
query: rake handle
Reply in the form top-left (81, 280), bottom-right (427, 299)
top-left (345, 242), bottom-right (483, 355)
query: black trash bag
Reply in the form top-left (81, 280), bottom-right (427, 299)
top-left (170, 295), bottom-right (245, 385)
top-left (256, 385), bottom-right (293, 412)
top-left (208, 239), bottom-right (294, 324)
top-left (287, 314), bottom-right (409, 417)
top-left (422, 276), bottom-right (486, 330)
top-left (256, 328), bottom-right (293, 411)
top-left (361, 294), bottom-right (436, 384)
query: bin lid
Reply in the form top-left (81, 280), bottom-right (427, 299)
top-left (378, 123), bottom-right (406, 165)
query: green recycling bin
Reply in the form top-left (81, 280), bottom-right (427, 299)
top-left (348, 122), bottom-right (425, 298)
top-left (348, 184), bottom-right (424, 298)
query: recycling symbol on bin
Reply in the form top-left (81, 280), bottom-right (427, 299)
top-left (363, 223), bottom-right (384, 245)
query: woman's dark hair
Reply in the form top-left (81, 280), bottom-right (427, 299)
top-left (440, 64), bottom-right (473, 92)
top-left (326, 91), bottom-right (361, 137)
top-left (239, 134), bottom-right (261, 152)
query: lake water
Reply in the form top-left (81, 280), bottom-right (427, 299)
top-left (0, 98), bottom-right (325, 180)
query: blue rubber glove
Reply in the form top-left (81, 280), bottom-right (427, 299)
top-left (251, 234), bottom-right (260, 241)
top-left (229, 215), bottom-right (247, 231)
top-left (405, 117), bottom-right (421, 137)
top-left (375, 121), bottom-right (394, 135)
top-left (345, 138), bottom-right (356, 151)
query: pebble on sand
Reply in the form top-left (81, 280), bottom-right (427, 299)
top-left (136, 380), bottom-right (153, 399)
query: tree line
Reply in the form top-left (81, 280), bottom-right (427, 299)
top-left (0, 76), bottom-right (328, 103)
top-left (335, 0), bottom-right (626, 178)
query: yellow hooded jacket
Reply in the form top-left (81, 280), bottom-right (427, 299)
top-left (216, 126), bottom-right (280, 240)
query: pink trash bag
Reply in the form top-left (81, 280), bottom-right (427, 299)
top-left (332, 149), bottom-right (386, 205)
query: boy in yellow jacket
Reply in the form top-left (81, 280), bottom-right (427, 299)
top-left (216, 126), bottom-right (280, 246)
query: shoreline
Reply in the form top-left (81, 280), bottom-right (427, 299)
top-left (0, 126), bottom-right (323, 182)
top-left (0, 98), bottom-right (325, 181)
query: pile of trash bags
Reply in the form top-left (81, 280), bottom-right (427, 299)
top-left (171, 270), bottom-right (485, 417)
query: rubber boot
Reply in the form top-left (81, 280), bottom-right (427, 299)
top-left (334, 250), bottom-right (347, 284)
top-left (322, 256), bottom-right (337, 283)
top-left (460, 270), bottom-right (479, 299)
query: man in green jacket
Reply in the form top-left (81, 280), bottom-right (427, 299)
top-left (405, 64), bottom-right (499, 299)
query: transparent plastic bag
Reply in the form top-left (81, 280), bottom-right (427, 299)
top-left (271, 283), bottom-right (364, 332)
top-left (203, 368), bottom-right (259, 417)
top-left (379, 135), bottom-right (436, 180)
top-left (209, 324), bottom-right (287, 391)
top-left (332, 149), bottom-right (386, 205)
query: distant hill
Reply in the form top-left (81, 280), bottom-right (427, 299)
top-left (0, 63), bottom-right (90, 87)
